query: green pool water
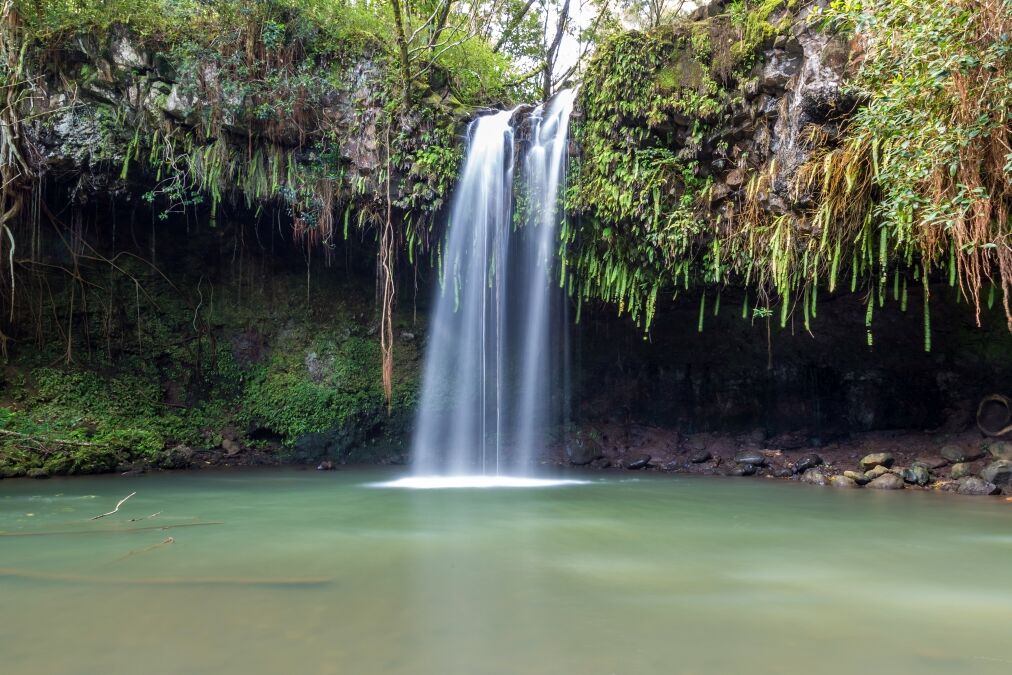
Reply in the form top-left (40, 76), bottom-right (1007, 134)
top-left (1, 469), bottom-right (1011, 674)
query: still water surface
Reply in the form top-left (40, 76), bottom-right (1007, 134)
top-left (2, 469), bottom-right (1011, 674)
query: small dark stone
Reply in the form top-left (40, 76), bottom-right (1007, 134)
top-left (27, 468), bottom-right (50, 479)
top-left (794, 453), bottom-right (824, 474)
top-left (734, 450), bottom-right (767, 467)
top-left (624, 454), bottom-right (651, 470)
top-left (689, 450), bottom-right (712, 464)
top-left (727, 464), bottom-right (757, 477)
top-left (915, 456), bottom-right (948, 470)
top-left (956, 476), bottom-right (1000, 496)
top-left (773, 468), bottom-right (793, 478)
top-left (661, 460), bottom-right (681, 472)
top-left (868, 473), bottom-right (904, 490)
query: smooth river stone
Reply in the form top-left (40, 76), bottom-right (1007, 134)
top-left (624, 454), bottom-right (652, 470)
top-left (941, 445), bottom-right (984, 463)
top-left (914, 456), bottom-right (948, 470)
top-left (794, 453), bottom-right (823, 474)
top-left (956, 476), bottom-right (1001, 496)
top-left (689, 450), bottom-right (712, 464)
top-left (801, 469), bottom-right (828, 486)
top-left (860, 452), bottom-right (894, 470)
top-left (867, 473), bottom-right (904, 490)
top-left (843, 470), bottom-right (870, 485)
top-left (864, 465), bottom-right (891, 480)
top-left (980, 460), bottom-right (1012, 487)
top-left (901, 465), bottom-right (931, 486)
top-left (734, 450), bottom-right (767, 466)
top-left (985, 440), bottom-right (1012, 461)
top-left (950, 462), bottom-right (974, 480)
top-left (829, 475), bottom-right (858, 488)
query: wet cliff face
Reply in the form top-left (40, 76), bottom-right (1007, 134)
top-left (23, 24), bottom-right (465, 243)
top-left (689, 0), bottom-right (856, 218)
top-left (574, 288), bottom-right (1012, 438)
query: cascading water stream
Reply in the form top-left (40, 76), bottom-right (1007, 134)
top-left (410, 90), bottom-right (576, 479)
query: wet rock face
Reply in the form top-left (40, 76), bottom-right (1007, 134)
top-left (25, 30), bottom-right (398, 202)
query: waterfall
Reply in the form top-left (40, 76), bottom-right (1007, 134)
top-left (411, 89), bottom-right (576, 477)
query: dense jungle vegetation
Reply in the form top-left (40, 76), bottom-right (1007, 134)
top-left (0, 0), bottom-right (1010, 476)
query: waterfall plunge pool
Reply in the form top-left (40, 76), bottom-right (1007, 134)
top-left (2, 468), bottom-right (1011, 674)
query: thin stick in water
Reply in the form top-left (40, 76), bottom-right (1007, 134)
top-left (90, 492), bottom-right (137, 520)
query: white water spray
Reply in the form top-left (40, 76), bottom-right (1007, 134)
top-left (410, 90), bottom-right (576, 479)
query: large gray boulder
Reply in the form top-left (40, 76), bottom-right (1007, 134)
top-left (980, 460), bottom-right (1012, 487)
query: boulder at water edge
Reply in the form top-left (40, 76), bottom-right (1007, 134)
top-left (956, 476), bottom-right (1001, 496)
top-left (830, 475), bottom-right (858, 488)
top-left (624, 454), bottom-right (651, 470)
top-left (950, 462), bottom-right (974, 480)
top-left (794, 453), bottom-right (823, 474)
top-left (868, 473), bottom-right (904, 490)
top-left (901, 465), bottom-right (931, 486)
top-left (843, 470), bottom-right (870, 485)
top-left (980, 460), bottom-right (1012, 487)
top-left (801, 469), bottom-right (828, 486)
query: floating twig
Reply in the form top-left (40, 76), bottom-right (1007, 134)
top-left (128, 511), bottom-right (161, 522)
top-left (90, 492), bottom-right (136, 520)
